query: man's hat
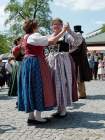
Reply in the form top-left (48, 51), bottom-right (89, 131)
top-left (74, 25), bottom-right (84, 33)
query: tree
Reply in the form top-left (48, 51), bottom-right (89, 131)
top-left (4, 0), bottom-right (53, 37)
top-left (0, 34), bottom-right (11, 54)
top-left (101, 24), bottom-right (105, 33)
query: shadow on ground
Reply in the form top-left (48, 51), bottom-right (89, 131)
top-left (87, 95), bottom-right (105, 100)
top-left (35, 111), bottom-right (105, 129)
top-left (72, 102), bottom-right (85, 109)
top-left (0, 87), bottom-right (16, 100)
top-left (0, 93), bottom-right (16, 100)
top-left (0, 125), bottom-right (16, 134)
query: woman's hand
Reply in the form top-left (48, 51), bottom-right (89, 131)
top-left (62, 23), bottom-right (69, 32)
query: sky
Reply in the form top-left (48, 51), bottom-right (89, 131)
top-left (0, 0), bottom-right (105, 36)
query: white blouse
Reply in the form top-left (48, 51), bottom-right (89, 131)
top-left (27, 33), bottom-right (48, 47)
top-left (64, 31), bottom-right (83, 53)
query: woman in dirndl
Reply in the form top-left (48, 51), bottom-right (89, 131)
top-left (47, 18), bottom-right (83, 117)
top-left (18, 19), bottom-right (68, 125)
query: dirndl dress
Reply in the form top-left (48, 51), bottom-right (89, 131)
top-left (18, 35), bottom-right (56, 113)
top-left (47, 41), bottom-right (78, 107)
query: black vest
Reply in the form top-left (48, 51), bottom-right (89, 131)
top-left (57, 36), bottom-right (69, 52)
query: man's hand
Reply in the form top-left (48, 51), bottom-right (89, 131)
top-left (66, 22), bottom-right (71, 32)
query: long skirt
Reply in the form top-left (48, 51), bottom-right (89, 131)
top-left (47, 52), bottom-right (78, 107)
top-left (8, 62), bottom-right (18, 96)
top-left (18, 56), bottom-right (56, 113)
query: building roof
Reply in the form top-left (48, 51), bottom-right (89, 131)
top-left (85, 32), bottom-right (105, 45)
top-left (85, 28), bottom-right (101, 37)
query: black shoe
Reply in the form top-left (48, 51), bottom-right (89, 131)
top-left (79, 96), bottom-right (87, 99)
top-left (52, 112), bottom-right (67, 118)
top-left (16, 101), bottom-right (18, 106)
top-left (52, 112), bottom-right (60, 117)
top-left (27, 118), bottom-right (50, 125)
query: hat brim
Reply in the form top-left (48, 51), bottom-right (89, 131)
top-left (74, 30), bottom-right (84, 33)
top-left (80, 31), bottom-right (84, 33)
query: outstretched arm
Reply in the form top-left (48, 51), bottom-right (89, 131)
top-left (66, 23), bottom-right (83, 53)
top-left (48, 24), bottom-right (68, 45)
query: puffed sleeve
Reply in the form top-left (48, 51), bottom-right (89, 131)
top-left (27, 33), bottom-right (48, 46)
top-left (65, 31), bottom-right (83, 53)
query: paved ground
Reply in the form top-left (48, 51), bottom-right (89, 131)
top-left (0, 80), bottom-right (105, 140)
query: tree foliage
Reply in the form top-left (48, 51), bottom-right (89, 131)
top-left (101, 24), bottom-right (105, 33)
top-left (0, 34), bottom-right (11, 54)
top-left (4, 0), bottom-right (53, 37)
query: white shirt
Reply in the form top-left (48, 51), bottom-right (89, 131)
top-left (27, 33), bottom-right (48, 47)
top-left (5, 62), bottom-right (12, 73)
top-left (66, 31), bottom-right (83, 53)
